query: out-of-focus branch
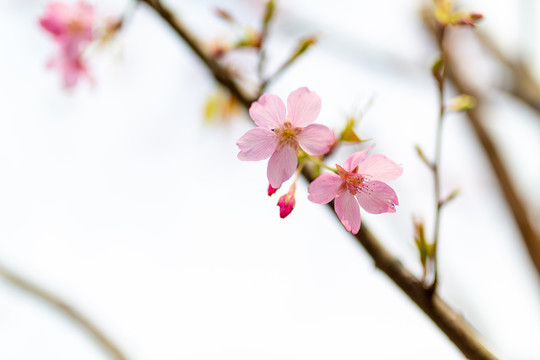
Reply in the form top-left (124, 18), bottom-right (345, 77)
top-left (0, 263), bottom-right (127, 360)
top-left (260, 34), bottom-right (318, 91)
top-left (475, 31), bottom-right (540, 115)
top-left (422, 9), bottom-right (540, 281)
top-left (138, 0), bottom-right (255, 108)
top-left (429, 31), bottom-right (448, 292)
top-left (138, 1), bottom-right (497, 359)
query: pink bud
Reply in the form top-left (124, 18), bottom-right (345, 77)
top-left (277, 184), bottom-right (296, 218)
top-left (470, 13), bottom-right (483, 20)
top-left (214, 8), bottom-right (234, 22)
top-left (453, 12), bottom-right (483, 27)
top-left (268, 184), bottom-right (278, 196)
top-left (277, 194), bottom-right (295, 218)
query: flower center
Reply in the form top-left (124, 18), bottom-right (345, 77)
top-left (274, 120), bottom-right (301, 150)
top-left (337, 165), bottom-right (365, 195)
top-left (68, 19), bottom-right (85, 34)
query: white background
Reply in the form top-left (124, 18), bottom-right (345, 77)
top-left (1, 0), bottom-right (540, 359)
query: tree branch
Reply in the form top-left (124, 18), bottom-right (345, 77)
top-left (138, 0), bottom-right (255, 108)
top-left (138, 1), bottom-right (498, 359)
top-left (475, 31), bottom-right (540, 116)
top-left (0, 263), bottom-right (127, 360)
top-left (422, 9), bottom-right (540, 282)
top-left (303, 170), bottom-right (497, 360)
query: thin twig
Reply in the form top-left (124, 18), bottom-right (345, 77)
top-left (257, 0), bottom-right (274, 81)
top-left (138, 0), bottom-right (255, 108)
top-left (0, 263), bottom-right (127, 360)
top-left (137, 1), bottom-right (498, 359)
top-left (422, 8), bottom-right (540, 282)
top-left (430, 27), bottom-right (447, 292)
top-left (261, 34), bottom-right (318, 91)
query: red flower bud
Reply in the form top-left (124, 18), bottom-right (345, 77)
top-left (277, 184), bottom-right (296, 218)
top-left (277, 193), bottom-right (295, 218)
top-left (268, 184), bottom-right (278, 196)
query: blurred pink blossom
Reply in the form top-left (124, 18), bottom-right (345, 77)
top-left (237, 87), bottom-right (334, 188)
top-left (39, 1), bottom-right (95, 88)
top-left (47, 52), bottom-right (91, 88)
top-left (308, 145), bottom-right (402, 234)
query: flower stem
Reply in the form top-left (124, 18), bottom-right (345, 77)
top-left (301, 151), bottom-right (337, 173)
top-left (293, 160), bottom-right (306, 183)
top-left (429, 26), bottom-right (447, 292)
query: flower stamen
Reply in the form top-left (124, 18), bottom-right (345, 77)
top-left (274, 121), bottom-right (301, 150)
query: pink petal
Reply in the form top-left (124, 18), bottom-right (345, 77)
top-left (334, 190), bottom-right (361, 234)
top-left (39, 3), bottom-right (69, 37)
top-left (237, 128), bottom-right (278, 161)
top-left (74, 2), bottom-right (95, 30)
top-left (267, 145), bottom-right (298, 188)
top-left (357, 154), bottom-right (403, 182)
top-left (357, 181), bottom-right (399, 214)
top-left (47, 52), bottom-right (89, 88)
top-left (342, 144), bottom-right (375, 172)
top-left (297, 124), bottom-right (335, 156)
top-left (39, 18), bottom-right (66, 39)
top-left (40, 2), bottom-right (94, 42)
top-left (307, 173), bottom-right (342, 204)
top-left (63, 65), bottom-right (82, 88)
top-left (286, 87), bottom-right (321, 127)
top-left (249, 94), bottom-right (286, 129)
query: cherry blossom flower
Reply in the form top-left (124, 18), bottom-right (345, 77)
top-left (308, 145), bottom-right (402, 234)
top-left (237, 87), bottom-right (334, 188)
top-left (40, 2), bottom-right (94, 50)
top-left (39, 1), bottom-right (95, 88)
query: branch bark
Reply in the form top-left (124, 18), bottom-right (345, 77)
top-left (137, 1), bottom-right (498, 359)
top-left (422, 10), bottom-right (540, 282)
top-left (0, 263), bottom-right (127, 360)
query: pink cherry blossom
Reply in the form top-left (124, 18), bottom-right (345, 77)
top-left (237, 87), bottom-right (335, 188)
top-left (39, 1), bottom-right (95, 88)
top-left (308, 145), bottom-right (403, 234)
top-left (40, 2), bottom-right (94, 49)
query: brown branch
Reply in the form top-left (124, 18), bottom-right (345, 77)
top-left (137, 1), bottom-right (498, 359)
top-left (422, 9), bottom-right (540, 281)
top-left (138, 0), bottom-right (255, 108)
top-left (475, 31), bottom-right (540, 115)
top-left (302, 170), bottom-right (497, 360)
top-left (0, 263), bottom-right (127, 360)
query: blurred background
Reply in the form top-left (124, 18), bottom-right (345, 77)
top-left (1, 0), bottom-right (540, 358)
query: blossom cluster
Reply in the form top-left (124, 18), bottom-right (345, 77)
top-left (39, 1), bottom-right (95, 88)
top-left (237, 87), bottom-right (402, 234)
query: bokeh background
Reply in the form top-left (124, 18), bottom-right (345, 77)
top-left (1, 0), bottom-right (540, 359)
